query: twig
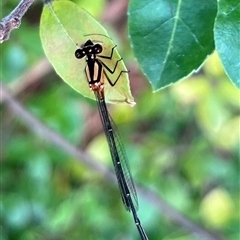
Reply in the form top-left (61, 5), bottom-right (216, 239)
top-left (0, 0), bottom-right (35, 43)
top-left (8, 58), bottom-right (52, 96)
top-left (1, 83), bottom-right (223, 240)
top-left (138, 187), bottom-right (224, 240)
top-left (0, 83), bottom-right (112, 178)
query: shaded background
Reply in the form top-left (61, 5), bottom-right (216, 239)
top-left (1, 0), bottom-right (239, 239)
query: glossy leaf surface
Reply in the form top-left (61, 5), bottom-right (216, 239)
top-left (128, 0), bottom-right (217, 90)
top-left (214, 0), bottom-right (240, 88)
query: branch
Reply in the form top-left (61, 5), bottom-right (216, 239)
top-left (1, 83), bottom-right (224, 240)
top-left (8, 58), bottom-right (52, 96)
top-left (0, 0), bottom-right (35, 43)
top-left (0, 83), bottom-right (112, 179)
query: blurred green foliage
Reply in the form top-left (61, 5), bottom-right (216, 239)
top-left (1, 1), bottom-right (239, 240)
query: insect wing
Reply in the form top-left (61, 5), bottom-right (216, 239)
top-left (110, 117), bottom-right (139, 210)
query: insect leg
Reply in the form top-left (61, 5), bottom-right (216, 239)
top-left (98, 45), bottom-right (117, 60)
top-left (103, 69), bottom-right (129, 87)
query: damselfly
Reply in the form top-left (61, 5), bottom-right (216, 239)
top-left (75, 40), bottom-right (148, 240)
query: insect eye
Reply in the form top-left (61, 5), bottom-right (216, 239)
top-left (94, 44), bottom-right (102, 54)
top-left (75, 49), bottom-right (85, 59)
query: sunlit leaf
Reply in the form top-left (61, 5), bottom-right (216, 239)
top-left (128, 0), bottom-right (217, 90)
top-left (214, 0), bottom-right (240, 88)
top-left (200, 188), bottom-right (234, 227)
top-left (75, 0), bottom-right (106, 19)
top-left (40, 0), bottom-right (134, 105)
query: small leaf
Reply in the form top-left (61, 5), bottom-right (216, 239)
top-left (128, 0), bottom-right (217, 90)
top-left (200, 188), bottom-right (234, 227)
top-left (214, 0), bottom-right (240, 88)
top-left (40, 1), bottom-right (134, 105)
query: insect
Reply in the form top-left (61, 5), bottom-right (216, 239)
top-left (41, 1), bottom-right (148, 239)
top-left (75, 40), bottom-right (148, 240)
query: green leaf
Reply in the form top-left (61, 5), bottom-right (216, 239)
top-left (40, 0), bottom-right (135, 105)
top-left (75, 0), bottom-right (106, 19)
top-left (214, 0), bottom-right (240, 88)
top-left (128, 0), bottom-right (217, 90)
